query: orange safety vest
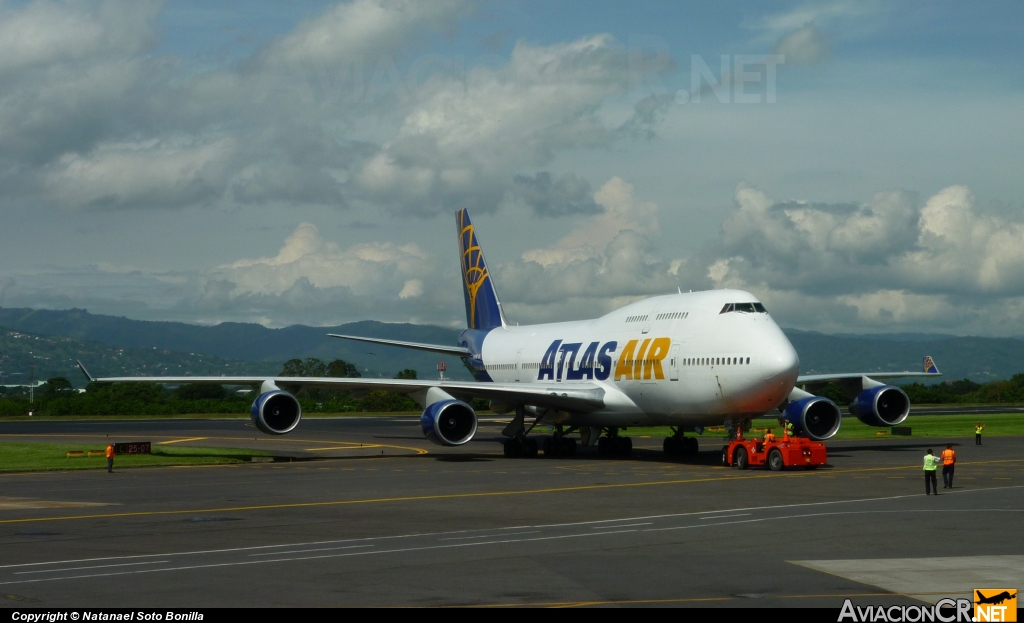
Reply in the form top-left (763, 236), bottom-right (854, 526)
top-left (764, 433), bottom-right (775, 443)
top-left (106, 445), bottom-right (115, 459)
top-left (941, 449), bottom-right (955, 466)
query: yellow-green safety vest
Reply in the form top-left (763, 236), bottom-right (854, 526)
top-left (923, 455), bottom-right (940, 471)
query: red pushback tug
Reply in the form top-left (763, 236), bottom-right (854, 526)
top-left (722, 428), bottom-right (827, 471)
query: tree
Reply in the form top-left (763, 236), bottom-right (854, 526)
top-left (175, 383), bottom-right (226, 400)
top-left (280, 358), bottom-right (305, 376)
top-left (327, 359), bottom-right (361, 378)
top-left (44, 377), bottom-right (73, 395)
top-left (280, 358), bottom-right (329, 377)
top-left (394, 369), bottom-right (417, 380)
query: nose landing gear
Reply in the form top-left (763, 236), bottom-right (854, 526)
top-left (663, 433), bottom-right (698, 458)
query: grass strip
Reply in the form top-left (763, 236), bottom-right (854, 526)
top-left (0, 443), bottom-right (273, 473)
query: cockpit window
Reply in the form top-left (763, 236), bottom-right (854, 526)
top-left (721, 302), bottom-right (768, 314)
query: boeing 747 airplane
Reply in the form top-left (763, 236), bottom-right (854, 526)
top-left (79, 209), bottom-right (940, 458)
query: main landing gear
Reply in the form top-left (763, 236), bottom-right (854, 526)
top-left (503, 436), bottom-right (538, 458)
top-left (663, 430), bottom-right (698, 458)
top-left (597, 428), bottom-right (632, 458)
top-left (502, 406), bottom-right (539, 458)
top-left (504, 433), bottom-right (576, 458)
top-left (542, 431), bottom-right (577, 458)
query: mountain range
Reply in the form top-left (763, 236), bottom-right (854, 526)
top-left (0, 307), bottom-right (1021, 386)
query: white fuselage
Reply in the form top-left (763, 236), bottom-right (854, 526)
top-left (477, 289), bottom-right (800, 428)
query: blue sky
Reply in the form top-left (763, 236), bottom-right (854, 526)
top-left (0, 0), bottom-right (1022, 335)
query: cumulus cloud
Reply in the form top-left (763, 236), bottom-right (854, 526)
top-left (255, 0), bottom-right (468, 72)
top-left (44, 139), bottom-right (236, 209)
top-left (521, 177), bottom-right (659, 266)
top-left (493, 177), bottom-right (681, 323)
top-left (771, 23), bottom-right (829, 65)
top-left (213, 222), bottom-right (431, 296)
top-left (511, 172), bottom-right (601, 217)
top-left (352, 34), bottom-right (658, 215)
top-left (696, 182), bottom-right (1024, 334)
top-left (0, 0), bottom-right (161, 166)
top-left (0, 0), bottom-right (676, 226)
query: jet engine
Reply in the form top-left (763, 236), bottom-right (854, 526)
top-left (421, 399), bottom-right (478, 446)
top-left (849, 385), bottom-right (910, 427)
top-left (250, 390), bottom-right (302, 435)
top-left (782, 396), bottom-right (842, 441)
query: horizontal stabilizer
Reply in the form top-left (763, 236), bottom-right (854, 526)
top-left (327, 333), bottom-right (471, 357)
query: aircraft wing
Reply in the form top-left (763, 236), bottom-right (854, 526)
top-left (327, 334), bottom-right (470, 357)
top-left (796, 356), bottom-right (941, 395)
top-left (77, 361), bottom-right (605, 412)
top-left (798, 355), bottom-right (940, 385)
top-left (796, 371), bottom-right (941, 384)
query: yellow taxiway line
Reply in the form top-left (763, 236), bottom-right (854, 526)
top-left (155, 437), bottom-right (209, 445)
top-left (1, 460), bottom-right (1021, 525)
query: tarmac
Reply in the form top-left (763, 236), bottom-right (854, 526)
top-left (0, 416), bottom-right (1022, 608)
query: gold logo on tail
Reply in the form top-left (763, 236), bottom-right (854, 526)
top-left (458, 211), bottom-right (488, 329)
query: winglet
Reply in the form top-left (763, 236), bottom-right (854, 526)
top-left (76, 360), bottom-right (96, 383)
top-left (923, 356), bottom-right (939, 374)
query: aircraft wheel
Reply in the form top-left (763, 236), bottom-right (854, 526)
top-left (525, 438), bottom-right (538, 458)
top-left (663, 437), bottom-right (676, 457)
top-left (685, 437), bottom-right (698, 455)
top-left (735, 447), bottom-right (748, 470)
top-left (542, 437), bottom-right (555, 457)
top-left (561, 437), bottom-right (577, 457)
top-left (597, 436), bottom-right (611, 457)
top-left (617, 437), bottom-right (633, 457)
top-left (767, 448), bottom-right (784, 471)
top-left (503, 439), bottom-right (521, 458)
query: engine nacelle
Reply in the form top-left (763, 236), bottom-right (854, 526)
top-left (421, 399), bottom-right (478, 446)
top-left (250, 390), bottom-right (302, 435)
top-left (850, 385), bottom-right (910, 427)
top-left (782, 396), bottom-right (842, 441)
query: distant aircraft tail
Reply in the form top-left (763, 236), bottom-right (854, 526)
top-left (456, 209), bottom-right (506, 330)
top-left (923, 356), bottom-right (939, 374)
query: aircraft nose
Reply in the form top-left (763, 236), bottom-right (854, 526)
top-left (760, 340), bottom-right (799, 382)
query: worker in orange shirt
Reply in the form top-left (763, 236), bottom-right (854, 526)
top-left (763, 429), bottom-right (776, 444)
top-left (106, 443), bottom-right (115, 473)
top-left (941, 443), bottom-right (956, 489)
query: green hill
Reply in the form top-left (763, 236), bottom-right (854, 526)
top-left (1, 307), bottom-right (1022, 385)
top-left (0, 328), bottom-right (278, 388)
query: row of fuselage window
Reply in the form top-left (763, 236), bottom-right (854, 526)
top-left (626, 311), bottom-right (690, 323)
top-left (683, 356), bottom-right (751, 366)
top-left (484, 356), bottom-right (751, 372)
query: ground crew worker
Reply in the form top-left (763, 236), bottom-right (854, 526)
top-left (763, 430), bottom-right (776, 444)
top-left (106, 443), bottom-right (114, 473)
top-left (923, 449), bottom-right (940, 495)
top-left (975, 423), bottom-right (985, 445)
top-left (941, 443), bottom-right (956, 489)
top-left (784, 421), bottom-right (794, 438)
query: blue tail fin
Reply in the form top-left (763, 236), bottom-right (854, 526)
top-left (923, 356), bottom-right (939, 374)
top-left (457, 209), bottom-right (506, 330)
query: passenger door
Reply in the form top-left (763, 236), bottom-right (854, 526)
top-left (669, 344), bottom-right (681, 381)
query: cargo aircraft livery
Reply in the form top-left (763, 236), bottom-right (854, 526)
top-left (79, 209), bottom-right (941, 458)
